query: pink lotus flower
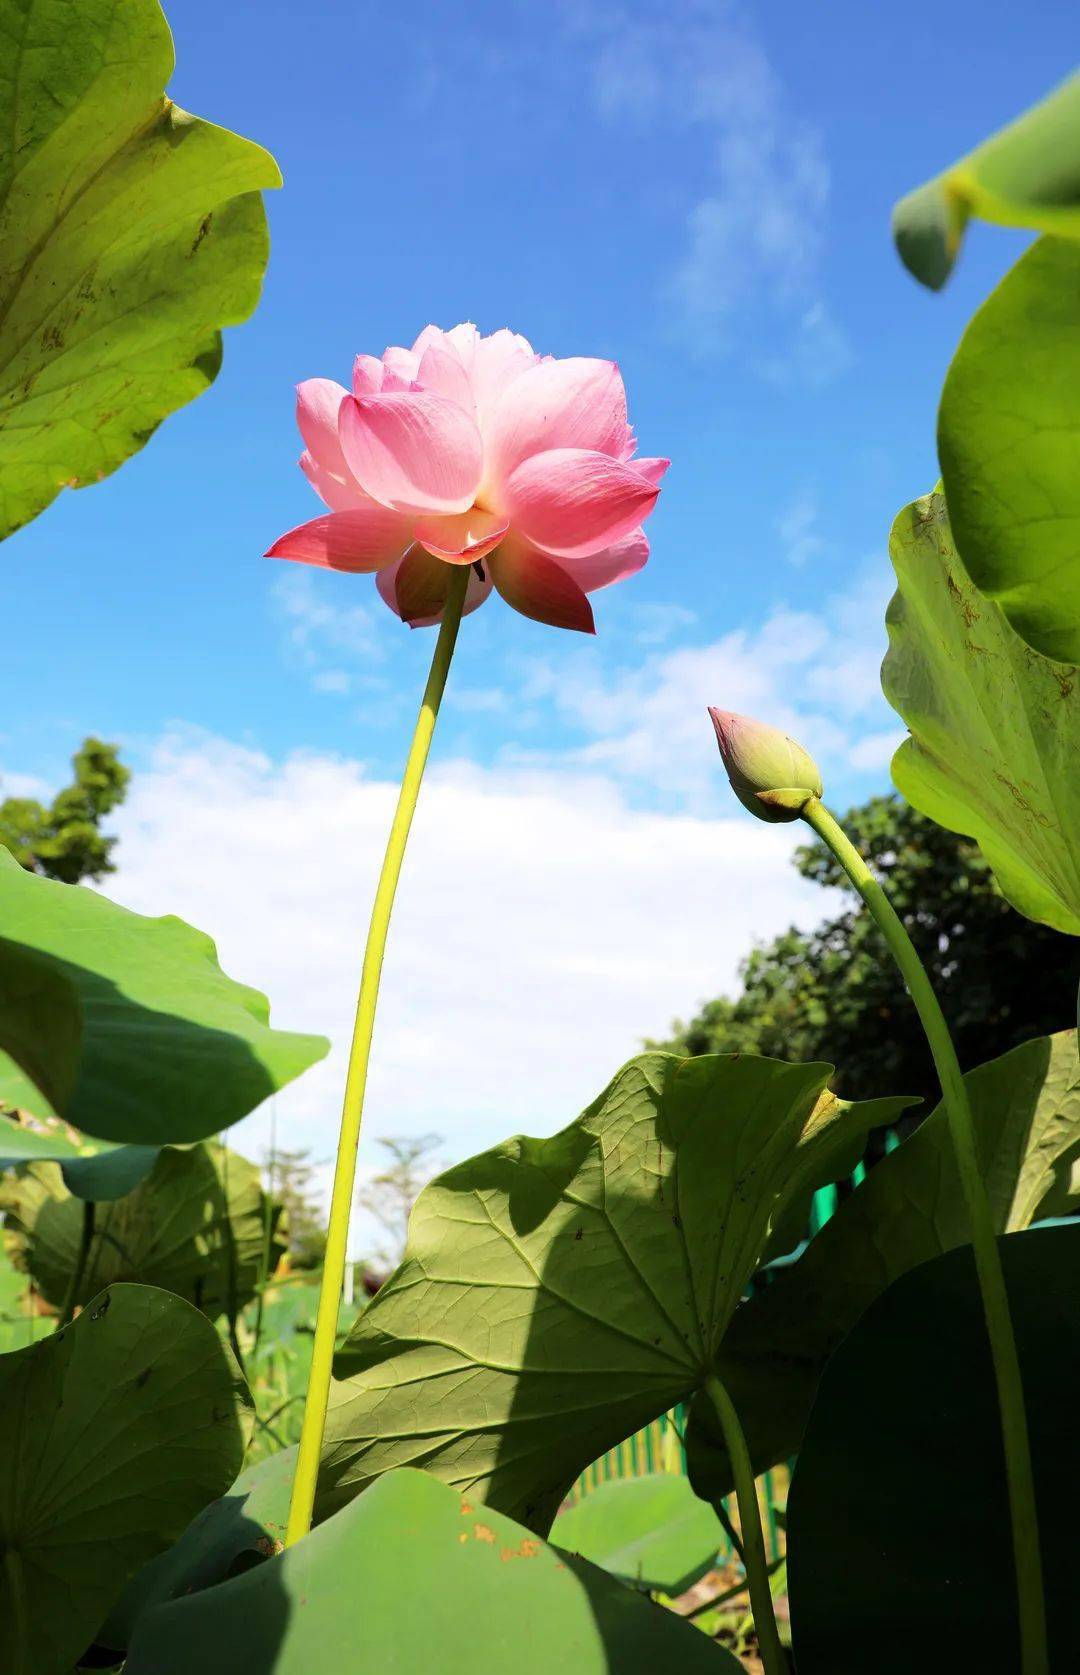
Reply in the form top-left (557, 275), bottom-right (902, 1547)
top-left (266, 323), bottom-right (667, 634)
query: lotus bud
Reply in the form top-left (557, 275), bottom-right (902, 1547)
top-left (708, 709), bottom-right (823, 823)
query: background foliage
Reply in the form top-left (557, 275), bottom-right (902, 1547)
top-left (0, 735), bottom-right (129, 883)
top-left (656, 793), bottom-right (1080, 1107)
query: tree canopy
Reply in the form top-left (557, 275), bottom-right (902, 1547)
top-left (656, 794), bottom-right (1080, 1107)
top-left (0, 737), bottom-right (130, 884)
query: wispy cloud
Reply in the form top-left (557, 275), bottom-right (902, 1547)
top-left (0, 769), bottom-right (49, 799)
top-left (272, 570), bottom-right (384, 695)
top-left (507, 558), bottom-right (898, 807)
top-left (777, 489), bottom-right (826, 569)
top-left (566, 0), bottom-right (849, 374)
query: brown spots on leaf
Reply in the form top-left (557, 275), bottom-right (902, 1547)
top-left (40, 324), bottom-right (64, 353)
top-left (1054, 667), bottom-right (1075, 700)
top-left (501, 1538), bottom-right (539, 1562)
top-left (256, 1536), bottom-right (283, 1557)
top-left (993, 772), bottom-right (1051, 825)
top-left (945, 572), bottom-right (979, 628)
top-left (473, 1523), bottom-right (496, 1544)
top-left (190, 213), bottom-right (213, 256)
top-left (460, 1502), bottom-right (473, 1515)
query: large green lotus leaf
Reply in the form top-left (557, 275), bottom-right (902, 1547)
top-left (0, 1110), bottom-right (158, 1199)
top-left (0, 1282), bottom-right (253, 1675)
top-left (0, 1048), bottom-right (60, 1120)
top-left (96, 1445), bottom-right (295, 1655)
top-left (0, 1139), bottom-right (283, 1317)
top-left (552, 1473), bottom-right (725, 1596)
top-left (882, 489), bottom-right (1080, 934)
top-left (0, 936), bottom-right (81, 1116)
top-left (684, 1031), bottom-right (1079, 1501)
top-left (319, 1052), bottom-right (909, 1534)
top-left (937, 237), bottom-right (1080, 663)
top-left (892, 72), bottom-right (1080, 289)
top-left (0, 850), bottom-right (328, 1143)
top-left (787, 1223), bottom-right (1080, 1672)
top-left (108, 1290), bottom-right (356, 1651)
top-left (124, 1467), bottom-right (739, 1674)
top-left (0, 0), bottom-right (280, 540)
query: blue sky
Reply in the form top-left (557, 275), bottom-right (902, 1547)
top-left (4, 1), bottom-right (1076, 1190)
top-left (5, 0), bottom-right (1067, 789)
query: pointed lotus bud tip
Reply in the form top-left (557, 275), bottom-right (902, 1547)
top-left (707, 708), bottom-right (823, 824)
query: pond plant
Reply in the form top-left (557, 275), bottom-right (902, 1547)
top-left (0, 2), bottom-right (1078, 1670)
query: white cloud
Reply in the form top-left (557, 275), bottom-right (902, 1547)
top-left (777, 490), bottom-right (825, 570)
top-left (762, 301), bottom-right (854, 387)
top-left (92, 553), bottom-right (903, 1241)
top-left (272, 569), bottom-right (384, 693)
top-left (802, 562), bottom-right (897, 720)
top-left (514, 565), bottom-right (898, 806)
top-left (670, 126), bottom-right (829, 342)
top-left (312, 669), bottom-right (352, 696)
top-left (568, 1), bottom-right (847, 373)
top-left (0, 770), bottom-right (49, 799)
top-left (628, 602), bottom-right (699, 646)
top-left (107, 731), bottom-right (835, 1208)
top-left (848, 729), bottom-right (905, 771)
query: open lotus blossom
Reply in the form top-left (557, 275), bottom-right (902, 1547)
top-left (266, 322), bottom-right (667, 633)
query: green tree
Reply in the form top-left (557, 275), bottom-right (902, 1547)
top-left (656, 794), bottom-right (1080, 1107)
top-left (356, 1133), bottom-right (443, 1270)
top-left (268, 1147), bottom-right (327, 1270)
top-left (0, 737), bottom-right (130, 884)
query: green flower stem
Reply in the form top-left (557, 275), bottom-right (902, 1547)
top-left (58, 1199), bottom-right (95, 1329)
top-left (801, 795), bottom-right (1047, 1675)
top-left (285, 566), bottom-right (470, 1548)
top-left (704, 1374), bottom-right (787, 1675)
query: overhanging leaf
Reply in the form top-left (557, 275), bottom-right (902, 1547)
top-left (892, 71), bottom-right (1080, 289)
top-left (96, 1445), bottom-right (295, 1656)
top-left (0, 0), bottom-right (281, 539)
top-left (0, 1282), bottom-right (253, 1675)
top-left (684, 1031), bottom-right (1079, 1501)
top-left (552, 1474), bottom-right (725, 1596)
top-left (787, 1223), bottom-right (1080, 1672)
top-left (0, 849), bottom-right (328, 1143)
top-left (0, 1139), bottom-right (283, 1317)
top-left (0, 940), bottom-right (81, 1115)
top-left (318, 1051), bottom-right (909, 1533)
top-left (937, 236), bottom-right (1080, 663)
top-left (124, 1468), bottom-right (740, 1674)
top-left (0, 1110), bottom-right (158, 1200)
top-left (882, 489), bottom-right (1080, 934)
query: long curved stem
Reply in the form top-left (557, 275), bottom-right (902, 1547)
top-left (801, 796), bottom-right (1046, 1674)
top-left (58, 1199), bottom-right (95, 1329)
top-left (704, 1374), bottom-right (786, 1675)
top-left (285, 567), bottom-right (470, 1547)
